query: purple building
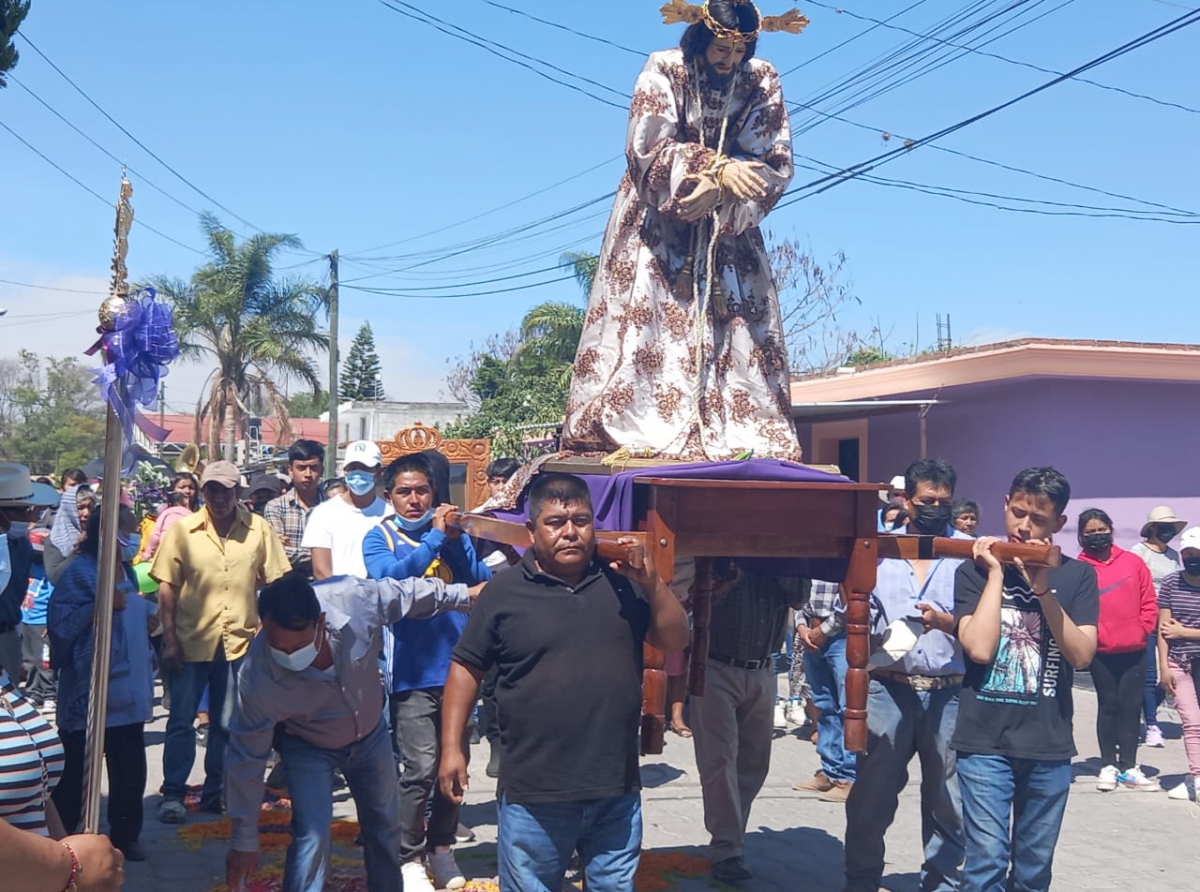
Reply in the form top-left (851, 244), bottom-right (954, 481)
top-left (790, 339), bottom-right (1200, 548)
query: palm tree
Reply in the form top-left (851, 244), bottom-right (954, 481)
top-left (147, 213), bottom-right (329, 461)
top-left (519, 301), bottom-right (585, 388)
top-left (559, 251), bottom-right (599, 297)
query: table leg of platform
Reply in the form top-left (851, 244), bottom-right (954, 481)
top-left (843, 538), bottom-right (877, 754)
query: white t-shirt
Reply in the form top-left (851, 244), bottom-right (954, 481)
top-left (300, 496), bottom-right (388, 578)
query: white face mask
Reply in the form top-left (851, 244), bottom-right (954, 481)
top-left (270, 623), bottom-right (324, 673)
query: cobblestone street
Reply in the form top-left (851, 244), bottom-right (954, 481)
top-left (121, 676), bottom-right (1200, 892)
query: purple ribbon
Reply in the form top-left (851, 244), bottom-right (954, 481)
top-left (91, 288), bottom-right (180, 474)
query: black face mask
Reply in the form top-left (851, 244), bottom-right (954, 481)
top-left (1183, 558), bottom-right (1200, 576)
top-left (1082, 532), bottom-right (1113, 552)
top-left (910, 504), bottom-right (952, 535)
top-left (1154, 527), bottom-right (1177, 545)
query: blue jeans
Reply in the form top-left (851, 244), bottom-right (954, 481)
top-left (1143, 634), bottom-right (1165, 725)
top-left (498, 792), bottom-right (641, 892)
top-left (161, 645), bottom-right (241, 801)
top-left (957, 753), bottom-right (1071, 892)
top-left (844, 679), bottom-right (963, 892)
top-left (803, 634), bottom-right (856, 782)
top-left (279, 718), bottom-right (402, 892)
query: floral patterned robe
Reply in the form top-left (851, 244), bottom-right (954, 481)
top-left (561, 49), bottom-right (802, 461)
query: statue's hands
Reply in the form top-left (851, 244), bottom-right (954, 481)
top-left (721, 160), bottom-right (769, 200)
top-left (677, 176), bottom-right (721, 222)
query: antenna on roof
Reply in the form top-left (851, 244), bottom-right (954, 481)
top-left (936, 314), bottom-right (953, 353)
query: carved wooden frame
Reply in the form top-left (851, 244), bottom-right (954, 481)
top-left (376, 422), bottom-right (492, 510)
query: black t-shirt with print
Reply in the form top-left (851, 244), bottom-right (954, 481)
top-left (452, 549), bottom-right (650, 804)
top-left (952, 556), bottom-right (1099, 761)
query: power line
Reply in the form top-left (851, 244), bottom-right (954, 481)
top-left (472, 0), bottom-right (645, 57)
top-left (0, 277), bottom-right (108, 295)
top-left (777, 7), bottom-right (1200, 208)
top-left (15, 31), bottom-right (322, 254)
top-left (788, 102), bottom-right (1199, 217)
top-left (804, 0), bottom-right (1200, 114)
top-left (341, 272), bottom-right (576, 300)
top-left (0, 120), bottom-right (207, 255)
top-left (778, 0), bottom-right (937, 77)
top-left (372, 0), bottom-right (629, 110)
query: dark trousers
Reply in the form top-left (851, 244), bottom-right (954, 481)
top-left (480, 665), bottom-right (500, 745)
top-left (1091, 649), bottom-right (1145, 770)
top-left (391, 687), bottom-right (467, 862)
top-left (20, 623), bottom-right (56, 704)
top-left (52, 724), bottom-right (147, 846)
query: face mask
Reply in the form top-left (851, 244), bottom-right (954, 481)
top-left (1183, 558), bottom-right (1200, 577)
top-left (1155, 527), bottom-right (1177, 544)
top-left (1082, 532), bottom-right (1113, 552)
top-left (270, 624), bottom-right (323, 672)
top-left (910, 504), bottom-right (951, 536)
top-left (5, 521), bottom-right (29, 538)
top-left (394, 508), bottom-right (435, 532)
top-left (344, 470), bottom-right (377, 497)
top-left (118, 533), bottom-right (139, 563)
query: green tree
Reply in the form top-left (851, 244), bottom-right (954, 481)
top-left (146, 212), bottom-right (328, 461)
top-left (0, 1), bottom-right (31, 89)
top-left (340, 321), bottom-right (385, 401)
top-left (559, 250), bottom-right (599, 296)
top-left (286, 389), bottom-right (327, 419)
top-left (445, 301), bottom-right (586, 457)
top-left (0, 350), bottom-right (105, 474)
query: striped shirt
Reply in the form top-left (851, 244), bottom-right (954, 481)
top-left (0, 670), bottom-right (64, 835)
top-left (1158, 571), bottom-right (1200, 666)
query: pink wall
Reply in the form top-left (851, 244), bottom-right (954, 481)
top-left (798, 377), bottom-right (1200, 551)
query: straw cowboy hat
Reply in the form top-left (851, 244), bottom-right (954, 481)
top-left (1140, 505), bottom-right (1187, 540)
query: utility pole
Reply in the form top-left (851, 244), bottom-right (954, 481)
top-left (327, 250), bottom-right (340, 477)
top-left (158, 383), bottom-right (165, 458)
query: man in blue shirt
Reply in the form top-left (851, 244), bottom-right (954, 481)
top-left (841, 458), bottom-right (968, 892)
top-left (362, 453), bottom-right (490, 892)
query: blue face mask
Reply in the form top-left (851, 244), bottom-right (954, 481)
top-left (118, 533), bottom-right (139, 563)
top-left (394, 508), bottom-right (435, 532)
top-left (344, 470), bottom-right (377, 497)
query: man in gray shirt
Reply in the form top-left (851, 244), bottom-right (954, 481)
top-left (224, 573), bottom-right (481, 892)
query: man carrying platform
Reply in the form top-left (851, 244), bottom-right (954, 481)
top-left (438, 473), bottom-right (689, 892)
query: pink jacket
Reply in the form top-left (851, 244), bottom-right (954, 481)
top-left (1078, 544), bottom-right (1158, 654)
top-left (139, 506), bottom-right (194, 563)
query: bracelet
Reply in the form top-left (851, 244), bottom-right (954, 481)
top-left (1033, 588), bottom-right (1056, 598)
top-left (57, 842), bottom-right (79, 892)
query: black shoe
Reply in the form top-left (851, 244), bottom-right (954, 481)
top-left (711, 856), bottom-right (755, 884)
top-left (199, 795), bottom-right (224, 815)
top-left (486, 747), bottom-right (500, 778)
top-left (117, 841), bottom-right (148, 862)
top-left (456, 821), bottom-right (476, 844)
top-left (470, 726), bottom-right (481, 745)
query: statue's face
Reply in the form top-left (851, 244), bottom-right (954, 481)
top-left (704, 36), bottom-right (748, 84)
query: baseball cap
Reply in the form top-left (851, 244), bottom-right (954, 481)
top-left (200, 461), bottom-right (241, 489)
top-left (341, 440), bottom-right (383, 472)
top-left (1179, 526), bottom-right (1200, 553)
top-left (247, 472), bottom-right (283, 497)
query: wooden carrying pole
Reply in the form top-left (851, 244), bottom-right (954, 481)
top-left (450, 512), bottom-right (644, 564)
top-left (876, 535), bottom-right (1061, 567)
top-left (84, 177), bottom-right (136, 832)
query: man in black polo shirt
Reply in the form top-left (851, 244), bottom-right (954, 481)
top-left (438, 473), bottom-right (689, 892)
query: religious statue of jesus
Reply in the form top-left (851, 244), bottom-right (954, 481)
top-left (561, 0), bottom-right (810, 462)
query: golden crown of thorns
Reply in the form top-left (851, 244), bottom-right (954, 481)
top-left (660, 0), bottom-right (809, 42)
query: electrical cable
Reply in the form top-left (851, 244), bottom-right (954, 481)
top-left (0, 120), bottom-right (207, 255)
top-left (776, 7), bottom-right (1200, 209)
top-left (340, 272), bottom-right (577, 300)
top-left (472, 0), bottom-right (646, 56)
top-left (0, 277), bottom-right (109, 295)
top-left (804, 0), bottom-right (1200, 114)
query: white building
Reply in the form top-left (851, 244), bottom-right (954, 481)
top-left (320, 400), bottom-right (468, 449)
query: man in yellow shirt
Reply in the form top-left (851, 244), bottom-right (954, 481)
top-left (151, 461), bottom-right (290, 824)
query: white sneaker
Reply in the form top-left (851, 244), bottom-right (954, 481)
top-left (40, 699), bottom-right (56, 715)
top-left (1096, 764), bottom-right (1119, 792)
top-left (1145, 724), bottom-right (1166, 747)
top-left (784, 700), bottom-right (803, 726)
top-left (773, 701), bottom-right (787, 730)
top-left (1118, 766), bottom-right (1162, 792)
top-left (401, 861), bottom-right (436, 892)
top-left (1167, 777), bottom-right (1194, 801)
top-left (428, 848), bottom-right (466, 890)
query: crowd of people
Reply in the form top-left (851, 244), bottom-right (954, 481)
top-left (0, 442), bottom-right (1197, 892)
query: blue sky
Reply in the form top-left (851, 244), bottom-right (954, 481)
top-left (2, 0), bottom-right (1197, 412)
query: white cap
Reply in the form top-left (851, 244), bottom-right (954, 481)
top-left (1180, 526), bottom-right (1200, 553)
top-left (341, 440), bottom-right (382, 471)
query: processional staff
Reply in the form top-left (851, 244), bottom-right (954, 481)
top-left (83, 175), bottom-right (179, 831)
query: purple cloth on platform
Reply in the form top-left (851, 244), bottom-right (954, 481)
top-left (492, 459), bottom-right (853, 580)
